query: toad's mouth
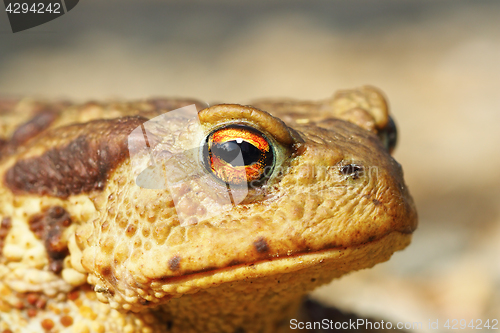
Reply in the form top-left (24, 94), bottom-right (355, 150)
top-left (154, 231), bottom-right (411, 288)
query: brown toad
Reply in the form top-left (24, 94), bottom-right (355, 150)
top-left (0, 86), bottom-right (417, 332)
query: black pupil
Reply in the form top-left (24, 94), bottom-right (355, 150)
top-left (212, 140), bottom-right (263, 166)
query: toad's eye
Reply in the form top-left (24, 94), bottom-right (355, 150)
top-left (203, 125), bottom-right (274, 186)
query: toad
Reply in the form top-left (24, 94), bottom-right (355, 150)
top-left (0, 86), bottom-right (417, 332)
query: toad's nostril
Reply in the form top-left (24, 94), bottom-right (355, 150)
top-left (340, 164), bottom-right (364, 180)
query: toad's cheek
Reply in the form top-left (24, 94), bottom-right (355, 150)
top-left (74, 158), bottom-right (416, 313)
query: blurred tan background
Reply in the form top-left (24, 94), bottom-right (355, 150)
top-left (1, 1), bottom-right (499, 331)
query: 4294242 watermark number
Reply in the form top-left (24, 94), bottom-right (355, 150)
top-left (2, 0), bottom-right (79, 33)
top-left (5, 2), bottom-right (61, 14)
top-left (442, 318), bottom-right (498, 330)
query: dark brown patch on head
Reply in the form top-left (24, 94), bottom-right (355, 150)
top-left (168, 255), bottom-right (181, 271)
top-left (5, 116), bottom-right (147, 198)
top-left (253, 237), bottom-right (269, 253)
top-left (0, 217), bottom-right (12, 256)
top-left (0, 102), bottom-right (70, 160)
top-left (10, 111), bottom-right (57, 147)
top-left (372, 199), bottom-right (381, 206)
top-left (28, 207), bottom-right (72, 274)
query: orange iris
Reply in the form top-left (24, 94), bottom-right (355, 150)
top-left (204, 125), bottom-right (274, 186)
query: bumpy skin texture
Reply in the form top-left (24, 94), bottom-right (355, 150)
top-left (0, 87), bottom-right (417, 333)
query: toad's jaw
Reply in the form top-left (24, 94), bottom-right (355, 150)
top-left (159, 230), bottom-right (412, 286)
top-left (150, 231), bottom-right (412, 333)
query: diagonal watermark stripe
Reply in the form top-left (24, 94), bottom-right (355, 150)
top-left (3, 0), bottom-right (79, 33)
top-left (128, 105), bottom-right (248, 225)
